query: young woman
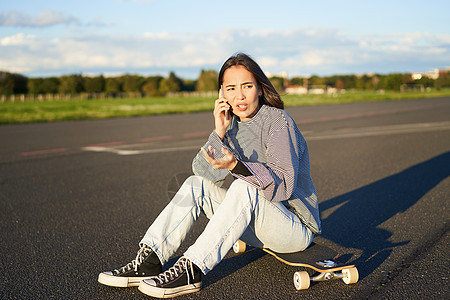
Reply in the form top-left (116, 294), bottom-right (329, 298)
top-left (98, 53), bottom-right (321, 298)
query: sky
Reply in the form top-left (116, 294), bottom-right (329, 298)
top-left (1, 0), bottom-right (449, 79)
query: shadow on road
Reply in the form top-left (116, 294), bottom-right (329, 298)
top-left (190, 151), bottom-right (450, 290)
top-left (204, 151), bottom-right (449, 287)
top-left (319, 151), bottom-right (450, 279)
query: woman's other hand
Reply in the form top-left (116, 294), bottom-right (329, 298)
top-left (201, 146), bottom-right (237, 170)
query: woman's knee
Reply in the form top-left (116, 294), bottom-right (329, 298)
top-left (178, 175), bottom-right (225, 210)
top-left (262, 227), bottom-right (313, 253)
top-left (225, 179), bottom-right (260, 210)
top-left (228, 179), bottom-right (256, 194)
top-left (180, 176), bottom-right (214, 193)
top-left (182, 175), bottom-right (203, 187)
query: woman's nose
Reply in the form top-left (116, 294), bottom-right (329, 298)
top-left (236, 88), bottom-right (245, 99)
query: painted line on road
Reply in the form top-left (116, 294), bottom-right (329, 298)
top-left (21, 148), bottom-right (69, 156)
top-left (80, 121), bottom-right (450, 156)
top-left (86, 141), bottom-right (125, 147)
top-left (81, 145), bottom-right (200, 156)
top-left (306, 121), bottom-right (450, 141)
top-left (140, 135), bottom-right (172, 142)
top-left (183, 131), bottom-right (210, 138)
top-left (299, 103), bottom-right (449, 124)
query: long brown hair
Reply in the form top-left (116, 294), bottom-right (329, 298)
top-left (218, 53), bottom-right (284, 109)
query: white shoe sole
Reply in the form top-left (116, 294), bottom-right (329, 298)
top-left (98, 272), bottom-right (152, 287)
top-left (138, 279), bottom-right (201, 298)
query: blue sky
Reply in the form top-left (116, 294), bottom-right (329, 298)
top-left (1, 0), bottom-right (449, 79)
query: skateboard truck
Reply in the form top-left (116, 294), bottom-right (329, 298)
top-left (311, 270), bottom-right (341, 281)
top-left (294, 267), bottom-right (358, 290)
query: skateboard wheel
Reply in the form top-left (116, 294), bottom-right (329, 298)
top-left (233, 240), bottom-right (246, 254)
top-left (342, 267), bottom-right (359, 284)
top-left (293, 271), bottom-right (310, 290)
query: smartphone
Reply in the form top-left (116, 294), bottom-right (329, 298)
top-left (219, 87), bottom-right (230, 120)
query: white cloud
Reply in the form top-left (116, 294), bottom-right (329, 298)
top-left (1, 29), bottom-right (449, 77)
top-left (258, 56), bottom-right (279, 68)
top-left (0, 33), bottom-right (34, 46)
top-left (0, 10), bottom-right (79, 27)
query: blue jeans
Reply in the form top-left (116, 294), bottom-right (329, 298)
top-left (140, 176), bottom-right (313, 274)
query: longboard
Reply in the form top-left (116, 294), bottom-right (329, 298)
top-left (233, 240), bottom-right (358, 290)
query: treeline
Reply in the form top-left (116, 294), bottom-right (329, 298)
top-left (1, 69), bottom-right (449, 97)
top-left (0, 70), bottom-right (218, 97)
top-left (272, 72), bottom-right (450, 92)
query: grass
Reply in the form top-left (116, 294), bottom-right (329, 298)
top-left (1, 89), bottom-right (449, 125)
top-left (0, 96), bottom-right (214, 124)
top-left (282, 89), bottom-right (450, 106)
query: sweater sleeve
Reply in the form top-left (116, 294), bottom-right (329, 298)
top-left (230, 121), bottom-right (304, 202)
top-left (192, 131), bottom-right (229, 186)
top-left (231, 160), bottom-right (252, 176)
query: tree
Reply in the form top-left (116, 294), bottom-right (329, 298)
top-left (159, 72), bottom-right (183, 94)
top-left (341, 75), bottom-right (357, 89)
top-left (434, 72), bottom-right (450, 90)
top-left (308, 75), bottom-right (324, 87)
top-left (84, 75), bottom-right (105, 93)
top-left (356, 75), bottom-right (371, 90)
top-left (0, 71), bottom-right (27, 95)
top-left (289, 77), bottom-right (304, 86)
top-left (371, 75), bottom-right (381, 90)
top-left (58, 74), bottom-right (84, 94)
top-left (41, 77), bottom-right (60, 94)
top-left (416, 76), bottom-right (434, 88)
top-left (0, 72), bottom-right (14, 95)
top-left (27, 78), bottom-right (45, 94)
top-left (105, 77), bottom-right (122, 93)
top-left (269, 76), bottom-right (284, 93)
top-left (195, 70), bottom-right (218, 91)
top-left (335, 79), bottom-right (345, 90)
top-left (382, 73), bottom-right (407, 91)
top-left (323, 75), bottom-right (337, 87)
top-left (183, 79), bottom-right (196, 92)
top-left (122, 74), bottom-right (144, 93)
top-left (142, 76), bottom-right (163, 97)
top-left (28, 77), bottom-right (60, 94)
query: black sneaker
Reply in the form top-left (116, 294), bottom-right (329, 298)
top-left (138, 256), bottom-right (202, 298)
top-left (98, 245), bottom-right (162, 287)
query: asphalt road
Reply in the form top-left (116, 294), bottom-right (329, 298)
top-left (1, 97), bottom-right (449, 299)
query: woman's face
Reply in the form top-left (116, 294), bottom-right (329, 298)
top-left (222, 65), bottom-right (262, 122)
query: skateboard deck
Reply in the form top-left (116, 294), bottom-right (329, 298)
top-left (233, 240), bottom-right (358, 290)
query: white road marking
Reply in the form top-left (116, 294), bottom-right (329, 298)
top-left (81, 121), bottom-right (450, 156)
top-left (81, 145), bottom-right (200, 155)
top-left (305, 121), bottom-right (450, 141)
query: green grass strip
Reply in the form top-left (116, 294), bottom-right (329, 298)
top-left (1, 89), bottom-right (449, 124)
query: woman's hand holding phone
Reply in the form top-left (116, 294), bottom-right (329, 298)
top-left (202, 88), bottom-right (236, 170)
top-left (213, 88), bottom-right (231, 140)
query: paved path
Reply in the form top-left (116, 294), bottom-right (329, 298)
top-left (0, 97), bottom-right (449, 299)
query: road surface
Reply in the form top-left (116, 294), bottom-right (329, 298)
top-left (0, 97), bottom-right (449, 299)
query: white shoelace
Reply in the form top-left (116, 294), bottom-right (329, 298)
top-left (113, 246), bottom-right (152, 275)
top-left (154, 257), bottom-right (195, 285)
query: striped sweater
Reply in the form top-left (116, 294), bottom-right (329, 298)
top-left (192, 105), bottom-right (321, 234)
